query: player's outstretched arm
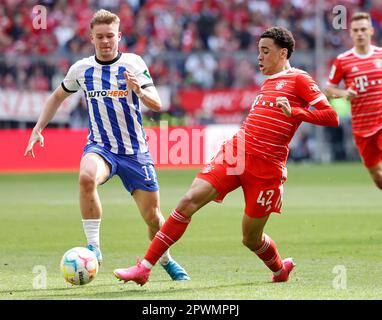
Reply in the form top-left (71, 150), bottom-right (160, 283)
top-left (24, 86), bottom-right (72, 158)
top-left (291, 97), bottom-right (339, 127)
top-left (276, 95), bottom-right (339, 127)
top-left (124, 70), bottom-right (162, 112)
top-left (325, 84), bottom-right (357, 100)
top-left (285, 74), bottom-right (340, 127)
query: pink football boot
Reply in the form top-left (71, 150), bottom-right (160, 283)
top-left (272, 258), bottom-right (295, 282)
top-left (113, 257), bottom-right (151, 286)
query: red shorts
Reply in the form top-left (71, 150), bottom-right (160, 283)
top-left (354, 130), bottom-right (382, 168)
top-left (196, 144), bottom-right (287, 218)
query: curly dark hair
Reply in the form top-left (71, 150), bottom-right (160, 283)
top-left (260, 27), bottom-right (295, 59)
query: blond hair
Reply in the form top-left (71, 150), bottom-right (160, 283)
top-left (351, 12), bottom-right (371, 23)
top-left (90, 9), bottom-right (120, 29)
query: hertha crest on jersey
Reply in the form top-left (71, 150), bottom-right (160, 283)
top-left (116, 72), bottom-right (127, 89)
top-left (275, 80), bottom-right (285, 90)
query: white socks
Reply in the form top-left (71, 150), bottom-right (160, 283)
top-left (82, 218), bottom-right (173, 269)
top-left (142, 250), bottom-right (172, 270)
top-left (141, 259), bottom-right (153, 269)
top-left (158, 249), bottom-right (172, 266)
top-left (82, 219), bottom-right (101, 248)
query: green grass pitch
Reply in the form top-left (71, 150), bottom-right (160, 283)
top-left (0, 163), bottom-right (381, 300)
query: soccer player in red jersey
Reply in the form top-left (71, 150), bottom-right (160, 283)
top-left (114, 27), bottom-right (339, 285)
top-left (326, 12), bottom-right (382, 189)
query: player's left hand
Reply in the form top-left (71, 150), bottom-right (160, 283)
top-left (124, 70), bottom-right (142, 95)
top-left (276, 97), bottom-right (292, 117)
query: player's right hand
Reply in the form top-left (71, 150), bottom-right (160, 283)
top-left (345, 88), bottom-right (357, 100)
top-left (24, 129), bottom-right (44, 158)
top-left (346, 82), bottom-right (357, 100)
top-left (276, 96), bottom-right (292, 117)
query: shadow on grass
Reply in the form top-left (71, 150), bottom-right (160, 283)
top-left (15, 281), bottom-right (263, 299)
top-left (0, 282), bottom-right (124, 295)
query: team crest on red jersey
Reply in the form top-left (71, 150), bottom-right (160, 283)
top-left (374, 59), bottom-right (382, 68)
top-left (275, 80), bottom-right (286, 90)
top-left (310, 84), bottom-right (320, 92)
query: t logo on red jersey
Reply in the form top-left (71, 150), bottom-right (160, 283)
top-left (354, 75), bottom-right (368, 92)
top-left (251, 94), bottom-right (263, 110)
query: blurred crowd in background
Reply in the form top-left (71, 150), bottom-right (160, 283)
top-left (1, 0), bottom-right (382, 162)
top-left (2, 0), bottom-right (381, 91)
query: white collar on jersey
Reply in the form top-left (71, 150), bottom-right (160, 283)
top-left (266, 66), bottom-right (292, 79)
top-left (351, 45), bottom-right (375, 59)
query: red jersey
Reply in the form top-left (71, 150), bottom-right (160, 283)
top-left (231, 68), bottom-right (338, 168)
top-left (328, 45), bottom-right (382, 137)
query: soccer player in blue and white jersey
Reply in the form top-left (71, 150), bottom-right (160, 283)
top-left (24, 9), bottom-right (189, 281)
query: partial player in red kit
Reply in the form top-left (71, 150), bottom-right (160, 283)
top-left (326, 12), bottom-right (382, 189)
top-left (113, 27), bottom-right (339, 285)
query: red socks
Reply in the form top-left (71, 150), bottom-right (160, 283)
top-left (143, 211), bottom-right (282, 275)
top-left (144, 210), bottom-right (191, 266)
top-left (254, 234), bottom-right (283, 273)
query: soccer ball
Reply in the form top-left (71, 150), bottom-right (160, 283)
top-left (60, 247), bottom-right (99, 285)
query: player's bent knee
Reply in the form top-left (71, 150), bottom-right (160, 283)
top-left (242, 238), bottom-right (251, 249)
top-left (145, 211), bottom-right (162, 228)
top-left (177, 194), bottom-right (199, 215)
top-left (79, 173), bottom-right (97, 192)
top-left (140, 205), bottom-right (162, 228)
top-left (242, 237), bottom-right (262, 251)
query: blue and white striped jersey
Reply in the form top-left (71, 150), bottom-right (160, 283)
top-left (61, 52), bottom-right (154, 155)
